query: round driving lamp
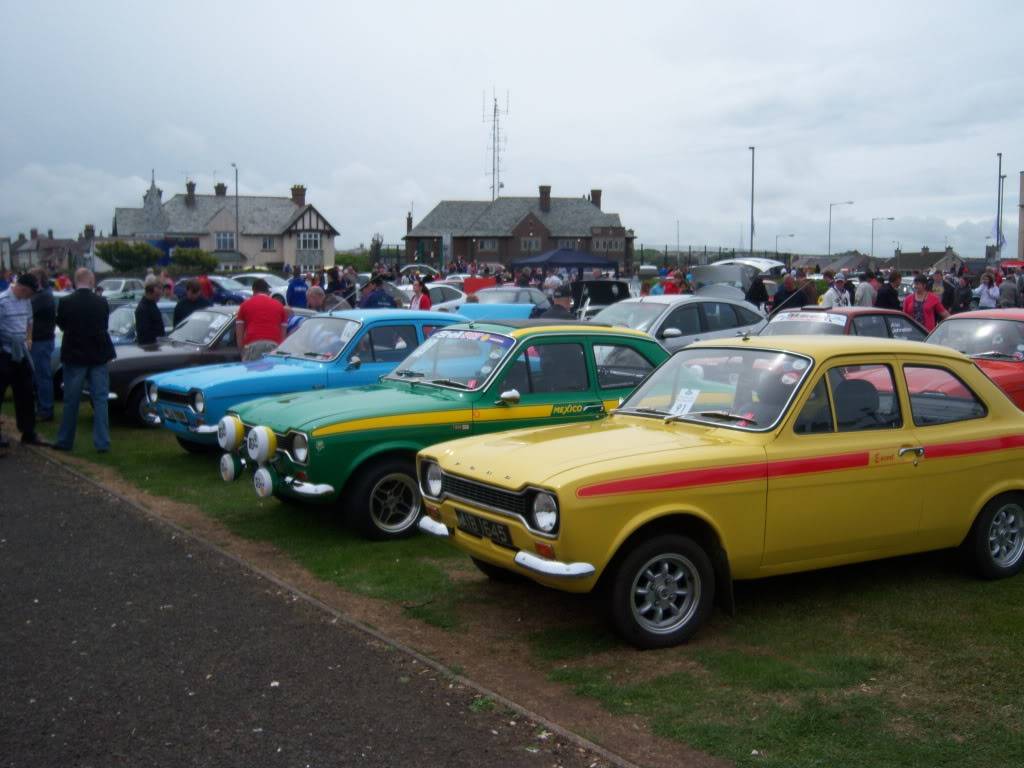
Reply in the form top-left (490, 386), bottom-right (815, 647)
top-left (424, 462), bottom-right (443, 497)
top-left (147, 382), bottom-right (158, 403)
top-left (193, 391), bottom-right (205, 413)
top-left (217, 415), bottom-right (243, 451)
top-left (292, 432), bottom-right (309, 463)
top-left (220, 452), bottom-right (243, 482)
top-left (246, 426), bottom-right (277, 464)
top-left (253, 466), bottom-right (278, 499)
top-left (531, 492), bottom-right (558, 534)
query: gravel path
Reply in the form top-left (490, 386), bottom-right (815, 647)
top-left (0, 448), bottom-right (614, 768)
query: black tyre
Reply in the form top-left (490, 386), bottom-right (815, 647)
top-left (609, 534), bottom-right (715, 649)
top-left (128, 386), bottom-right (160, 428)
top-left (175, 436), bottom-right (219, 454)
top-left (347, 458), bottom-right (422, 540)
top-left (471, 557), bottom-right (524, 582)
top-left (967, 493), bottom-right (1024, 579)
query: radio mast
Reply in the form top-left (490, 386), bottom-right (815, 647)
top-left (483, 90), bottom-right (509, 201)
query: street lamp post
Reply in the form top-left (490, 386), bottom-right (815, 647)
top-left (870, 217), bottom-right (894, 260)
top-left (748, 146), bottom-right (756, 256)
top-left (828, 200), bottom-right (854, 259)
top-left (775, 233), bottom-right (795, 263)
top-left (230, 162), bottom-right (240, 264)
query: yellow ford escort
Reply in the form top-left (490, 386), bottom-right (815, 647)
top-left (417, 336), bottom-right (1024, 648)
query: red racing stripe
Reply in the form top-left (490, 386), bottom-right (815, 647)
top-left (924, 434), bottom-right (1024, 460)
top-left (766, 451), bottom-right (869, 478)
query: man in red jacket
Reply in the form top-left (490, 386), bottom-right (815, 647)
top-left (235, 279), bottom-right (290, 360)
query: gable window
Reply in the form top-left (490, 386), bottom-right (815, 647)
top-left (261, 236), bottom-right (276, 251)
top-left (520, 237), bottom-right (541, 253)
top-left (298, 232), bottom-right (321, 251)
top-left (215, 232), bottom-right (235, 251)
top-left (558, 239), bottom-right (578, 249)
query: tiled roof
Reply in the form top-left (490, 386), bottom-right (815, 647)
top-left (407, 196), bottom-right (622, 238)
top-left (115, 193), bottom-right (310, 237)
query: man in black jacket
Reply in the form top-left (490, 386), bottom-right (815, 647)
top-left (134, 278), bottom-right (164, 345)
top-left (172, 278), bottom-right (210, 326)
top-left (54, 268), bottom-right (116, 453)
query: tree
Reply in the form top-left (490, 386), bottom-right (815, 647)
top-left (169, 247), bottom-right (218, 275)
top-left (95, 241), bottom-right (163, 273)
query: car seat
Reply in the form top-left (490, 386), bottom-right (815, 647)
top-left (834, 378), bottom-right (882, 431)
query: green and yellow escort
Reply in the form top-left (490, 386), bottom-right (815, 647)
top-left (217, 320), bottom-right (668, 539)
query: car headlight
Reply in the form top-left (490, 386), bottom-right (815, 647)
top-left (193, 391), bottom-right (205, 413)
top-left (531, 492), bottom-right (559, 533)
top-left (147, 382), bottom-right (158, 403)
top-left (217, 415), bottom-right (243, 451)
top-left (292, 432), bottom-right (309, 463)
top-left (424, 462), bottom-right (443, 497)
top-left (246, 425), bottom-right (277, 464)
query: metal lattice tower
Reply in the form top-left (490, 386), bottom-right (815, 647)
top-left (483, 91), bottom-right (509, 201)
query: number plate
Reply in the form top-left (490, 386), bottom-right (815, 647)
top-left (456, 509), bottom-right (515, 550)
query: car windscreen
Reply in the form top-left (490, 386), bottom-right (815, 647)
top-left (620, 347), bottom-right (812, 431)
top-left (271, 317), bottom-right (360, 361)
top-left (99, 280), bottom-right (124, 292)
top-left (761, 311), bottom-right (847, 336)
top-left (475, 289), bottom-right (523, 304)
top-left (387, 329), bottom-right (516, 390)
top-left (591, 301), bottom-right (665, 332)
top-left (169, 310), bottom-right (232, 346)
top-left (928, 318), bottom-right (1024, 360)
top-left (575, 281), bottom-right (630, 305)
top-left (107, 305), bottom-right (135, 336)
top-left (212, 276), bottom-right (247, 291)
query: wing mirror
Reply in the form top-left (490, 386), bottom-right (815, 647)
top-left (661, 327), bottom-right (683, 339)
top-left (496, 388), bottom-right (520, 406)
top-left (346, 355), bottom-right (361, 371)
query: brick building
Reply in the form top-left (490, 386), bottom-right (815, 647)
top-left (404, 185), bottom-right (633, 268)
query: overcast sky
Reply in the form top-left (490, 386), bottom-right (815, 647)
top-left (1, 0), bottom-right (1020, 260)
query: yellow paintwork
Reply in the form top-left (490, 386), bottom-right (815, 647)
top-left (420, 336), bottom-right (1024, 592)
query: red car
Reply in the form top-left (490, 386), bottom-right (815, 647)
top-left (927, 309), bottom-right (1024, 409)
top-left (761, 306), bottom-right (928, 341)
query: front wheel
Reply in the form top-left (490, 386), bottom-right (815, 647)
top-left (347, 458), bottom-right (422, 540)
top-left (967, 493), bottom-right (1024, 579)
top-left (128, 387), bottom-right (160, 428)
top-left (609, 534), bottom-right (715, 649)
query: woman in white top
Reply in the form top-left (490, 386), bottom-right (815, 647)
top-left (977, 272), bottom-right (1000, 309)
top-left (409, 278), bottom-right (432, 310)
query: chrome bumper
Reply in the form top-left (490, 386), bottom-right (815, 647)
top-left (418, 516), bottom-right (449, 538)
top-left (189, 424), bottom-right (219, 434)
top-left (513, 551), bottom-right (595, 579)
top-left (284, 477), bottom-right (334, 497)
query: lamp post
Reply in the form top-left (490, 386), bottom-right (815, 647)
top-left (828, 201), bottom-right (854, 259)
top-left (775, 233), bottom-right (795, 262)
top-left (871, 217), bottom-right (894, 260)
top-left (230, 162), bottom-right (240, 263)
top-left (748, 146), bottom-right (755, 255)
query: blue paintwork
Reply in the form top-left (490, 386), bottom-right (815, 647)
top-left (454, 302), bottom-right (535, 321)
top-left (149, 309), bottom-right (467, 446)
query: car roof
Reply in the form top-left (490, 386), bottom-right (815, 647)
top-left (689, 334), bottom-right (969, 362)
top-left (945, 309), bottom-right (1024, 321)
top-left (322, 308), bottom-right (464, 323)
top-left (453, 319), bottom-right (651, 340)
top-left (614, 294), bottom-right (726, 306)
top-left (772, 306), bottom-right (907, 317)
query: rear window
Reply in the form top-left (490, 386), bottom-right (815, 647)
top-left (763, 311), bottom-right (847, 336)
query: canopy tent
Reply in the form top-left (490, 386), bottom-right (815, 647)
top-left (510, 248), bottom-right (617, 271)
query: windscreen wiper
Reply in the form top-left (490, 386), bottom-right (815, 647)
top-left (427, 378), bottom-right (470, 389)
top-left (667, 409), bottom-right (757, 425)
top-left (971, 350), bottom-right (1017, 360)
top-left (393, 369), bottom-right (425, 377)
top-left (621, 406), bottom-right (669, 417)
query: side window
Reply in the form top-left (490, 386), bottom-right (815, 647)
top-left (793, 377), bottom-right (834, 434)
top-left (662, 306), bottom-right (701, 336)
top-left (422, 325), bottom-right (440, 338)
top-left (735, 305), bottom-right (763, 325)
top-left (827, 365), bottom-right (902, 432)
top-left (904, 366), bottom-right (986, 426)
top-left (703, 302), bottom-right (739, 331)
top-left (216, 322), bottom-right (236, 348)
top-left (593, 344), bottom-right (656, 389)
top-left (852, 314), bottom-right (889, 338)
top-left (366, 325), bottom-right (418, 363)
top-left (502, 343), bottom-right (589, 394)
top-left (887, 315), bottom-right (926, 341)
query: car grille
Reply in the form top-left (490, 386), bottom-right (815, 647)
top-left (158, 388), bottom-right (191, 406)
top-left (441, 474), bottom-right (527, 518)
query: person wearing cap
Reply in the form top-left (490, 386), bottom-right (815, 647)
top-left (540, 284), bottom-right (575, 319)
top-left (358, 275), bottom-right (397, 309)
top-left (0, 272), bottom-right (49, 449)
top-left (820, 273), bottom-right (851, 308)
top-left (902, 274), bottom-right (950, 331)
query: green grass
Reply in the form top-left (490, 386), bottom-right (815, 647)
top-left (30, 402), bottom-right (1024, 767)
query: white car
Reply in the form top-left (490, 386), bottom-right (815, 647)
top-left (231, 272), bottom-right (289, 304)
top-left (97, 278), bottom-right (146, 300)
top-left (397, 283), bottom-right (467, 312)
top-left (591, 294), bottom-right (767, 353)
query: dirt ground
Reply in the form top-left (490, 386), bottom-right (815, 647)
top-left (18, 441), bottom-right (728, 768)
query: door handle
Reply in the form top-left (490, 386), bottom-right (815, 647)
top-left (898, 446), bottom-right (925, 458)
top-left (581, 403), bottom-right (605, 413)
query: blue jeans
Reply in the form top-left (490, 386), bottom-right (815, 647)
top-left (30, 339), bottom-right (54, 416)
top-left (57, 363), bottom-right (110, 451)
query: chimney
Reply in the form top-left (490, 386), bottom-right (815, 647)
top-left (84, 224), bottom-right (95, 241)
top-left (406, 211), bottom-right (413, 234)
top-left (47, 229), bottom-right (53, 240)
top-left (590, 189), bottom-right (602, 209)
top-left (186, 180), bottom-right (196, 206)
top-left (291, 184), bottom-right (306, 206)
top-left (30, 228), bottom-right (38, 240)
top-left (214, 182), bottom-right (227, 197)
top-left (539, 185), bottom-right (551, 212)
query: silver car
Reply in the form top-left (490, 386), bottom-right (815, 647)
top-left (590, 294), bottom-right (767, 352)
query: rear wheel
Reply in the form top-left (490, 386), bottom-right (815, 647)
top-left (967, 493), bottom-right (1024, 579)
top-left (609, 534), bottom-right (715, 649)
top-left (175, 436), bottom-right (219, 454)
top-left (348, 458), bottom-right (422, 540)
top-left (128, 387), bottom-right (160, 428)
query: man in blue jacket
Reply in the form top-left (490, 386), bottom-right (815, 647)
top-left (286, 272), bottom-right (308, 308)
top-left (358, 275), bottom-right (397, 309)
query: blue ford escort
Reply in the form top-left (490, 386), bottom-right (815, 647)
top-left (146, 309), bottom-right (466, 452)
